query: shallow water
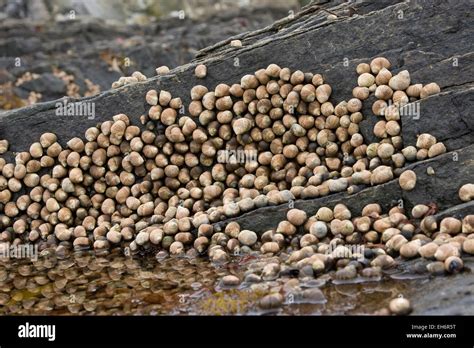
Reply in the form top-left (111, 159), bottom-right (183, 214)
top-left (0, 251), bottom-right (430, 315)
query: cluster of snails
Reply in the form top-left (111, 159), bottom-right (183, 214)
top-left (111, 65), bottom-right (171, 89)
top-left (211, 200), bottom-right (472, 314)
top-left (1, 57), bottom-right (467, 262)
top-left (209, 202), bottom-right (473, 281)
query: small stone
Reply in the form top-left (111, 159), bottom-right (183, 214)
top-left (428, 142), bottom-right (446, 158)
top-left (399, 239), bottom-right (421, 258)
top-left (388, 70), bottom-right (410, 91)
top-left (399, 170), bottom-right (417, 191)
top-left (463, 239), bottom-right (474, 255)
top-left (244, 273), bottom-right (261, 283)
top-left (155, 66), bottom-right (170, 75)
top-left (262, 263), bottom-right (280, 280)
top-left (434, 243), bottom-right (460, 261)
top-left (310, 221), bottom-right (328, 238)
top-left (286, 209), bottom-right (307, 226)
top-left (238, 230), bottom-right (258, 246)
top-left (426, 261), bottom-right (445, 275)
top-left (418, 242), bottom-right (438, 259)
top-left (230, 40), bottom-right (242, 47)
top-left (169, 241), bottom-right (184, 255)
top-left (389, 297), bottom-right (412, 315)
top-left (0, 140), bottom-right (8, 154)
top-left (371, 254), bottom-right (395, 269)
top-left (73, 236), bottom-right (89, 247)
top-left (444, 256), bottom-right (463, 273)
top-left (299, 265), bottom-right (314, 278)
top-left (106, 229), bottom-right (122, 244)
top-left (221, 275), bottom-right (240, 287)
top-left (211, 249), bottom-right (229, 263)
top-left (335, 265), bottom-right (357, 280)
top-left (312, 259), bottom-right (325, 274)
top-left (361, 266), bottom-right (382, 278)
top-left (259, 293), bottom-right (283, 309)
top-left (459, 184), bottom-right (474, 202)
top-left (135, 231), bottom-right (149, 246)
top-left (150, 228), bottom-right (164, 245)
top-left (260, 242), bottom-right (280, 254)
top-left (194, 64), bottom-right (207, 79)
top-left (232, 118), bottom-right (252, 135)
top-left (298, 288), bottom-right (326, 304)
top-left (145, 90), bottom-right (158, 105)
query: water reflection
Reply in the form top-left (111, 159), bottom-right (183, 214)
top-left (0, 250), bottom-right (415, 315)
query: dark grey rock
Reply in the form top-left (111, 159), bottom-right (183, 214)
top-left (0, 6), bottom-right (292, 106)
top-left (18, 73), bottom-right (66, 94)
top-left (1, 0), bottom-right (472, 151)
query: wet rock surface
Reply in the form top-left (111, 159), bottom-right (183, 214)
top-left (0, 6), bottom-right (293, 109)
top-left (1, 251), bottom-right (471, 315)
top-left (0, 0), bottom-right (473, 315)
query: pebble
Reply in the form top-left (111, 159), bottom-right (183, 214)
top-left (155, 250), bottom-right (168, 260)
top-left (149, 228), bottom-right (164, 245)
top-left (135, 231), bottom-right (149, 246)
top-left (361, 266), bottom-right (382, 278)
top-left (426, 261), bottom-right (445, 275)
top-left (418, 242), bottom-right (438, 259)
top-left (371, 254), bottom-right (395, 269)
top-left (106, 229), bottom-right (122, 244)
top-left (299, 265), bottom-right (314, 278)
top-left (310, 221), bottom-right (328, 238)
top-left (335, 265), bottom-right (357, 280)
top-left (389, 297), bottom-right (412, 315)
top-left (283, 287), bottom-right (301, 303)
top-left (463, 215), bottom-right (474, 233)
top-left (238, 230), bottom-right (258, 246)
top-left (194, 236), bottom-right (209, 253)
top-left (244, 273), bottom-right (261, 283)
top-left (439, 217), bottom-right (462, 235)
top-left (230, 40), bottom-right (242, 47)
top-left (194, 64), bottom-right (207, 79)
top-left (444, 256), bottom-right (463, 273)
top-left (221, 275), bottom-right (240, 287)
top-left (260, 241), bottom-right (280, 254)
top-left (210, 249), bottom-right (229, 263)
top-left (262, 263), bottom-right (280, 280)
top-left (434, 243), bottom-right (460, 261)
top-left (312, 259), bottom-right (325, 274)
top-left (399, 239), bottom-right (421, 259)
top-left (155, 66), bottom-right (170, 75)
top-left (398, 170), bottom-right (417, 191)
top-left (73, 237), bottom-right (89, 247)
top-left (297, 288), bottom-right (326, 304)
top-left (287, 209), bottom-right (307, 226)
top-left (259, 293), bottom-right (283, 310)
top-left (169, 241), bottom-right (184, 255)
top-left (463, 239), bottom-right (474, 255)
